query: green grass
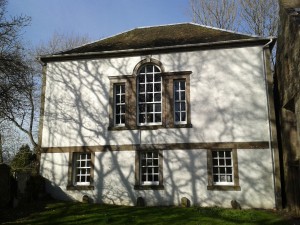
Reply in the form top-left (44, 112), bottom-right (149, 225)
top-left (0, 200), bottom-right (294, 225)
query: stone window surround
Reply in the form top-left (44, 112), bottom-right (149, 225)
top-left (67, 152), bottom-right (95, 190)
top-left (207, 148), bottom-right (241, 191)
top-left (134, 149), bottom-right (164, 190)
top-left (108, 58), bottom-right (192, 130)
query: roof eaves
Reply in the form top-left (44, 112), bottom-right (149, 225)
top-left (40, 37), bottom-right (274, 63)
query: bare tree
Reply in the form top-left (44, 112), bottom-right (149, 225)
top-left (189, 0), bottom-right (279, 36)
top-left (239, 0), bottom-right (279, 36)
top-left (0, 0), bottom-right (90, 155)
top-left (189, 0), bottom-right (239, 31)
top-left (35, 31), bottom-right (91, 56)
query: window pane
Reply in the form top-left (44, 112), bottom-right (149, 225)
top-left (139, 75), bottom-right (145, 83)
top-left (121, 95), bottom-right (125, 103)
top-left (219, 159), bottom-right (225, 165)
top-left (121, 115), bottom-right (125, 123)
top-left (139, 84), bottom-right (145, 92)
top-left (226, 167), bottom-right (232, 173)
top-left (154, 66), bottom-right (160, 73)
top-left (139, 67), bottom-right (145, 73)
top-left (219, 151), bottom-right (224, 157)
top-left (175, 92), bottom-right (179, 100)
top-left (212, 151), bottom-right (218, 157)
top-left (147, 104), bottom-right (153, 112)
top-left (220, 167), bottom-right (225, 173)
top-left (148, 114), bottom-right (153, 122)
top-left (139, 104), bottom-right (145, 112)
top-left (121, 85), bottom-right (125, 93)
top-left (116, 105), bottom-right (120, 113)
top-left (146, 93), bottom-right (153, 102)
top-left (174, 81), bottom-right (179, 90)
top-left (181, 103), bottom-right (186, 111)
top-left (226, 159), bottom-right (231, 165)
top-left (213, 167), bottom-right (218, 174)
top-left (154, 104), bottom-right (161, 112)
top-left (154, 93), bottom-right (161, 102)
top-left (175, 112), bottom-right (180, 122)
top-left (139, 114), bottom-right (145, 123)
top-left (181, 112), bottom-right (186, 121)
top-left (147, 83), bottom-right (153, 92)
top-left (146, 65), bottom-right (153, 72)
top-left (227, 175), bottom-right (232, 182)
top-left (154, 74), bottom-right (161, 82)
top-left (146, 74), bottom-right (153, 82)
top-left (180, 81), bottom-right (185, 90)
top-left (175, 102), bottom-right (180, 111)
top-left (154, 83), bottom-right (161, 91)
top-left (139, 94), bottom-right (145, 103)
top-left (225, 151), bottom-right (231, 157)
top-left (213, 175), bottom-right (219, 182)
top-left (181, 92), bottom-right (185, 100)
top-left (155, 113), bottom-right (161, 122)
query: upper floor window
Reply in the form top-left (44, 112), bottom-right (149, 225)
top-left (174, 80), bottom-right (186, 124)
top-left (137, 65), bottom-right (162, 125)
top-left (108, 58), bottom-right (192, 130)
top-left (114, 83), bottom-right (125, 126)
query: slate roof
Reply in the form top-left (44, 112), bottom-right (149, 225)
top-left (59, 23), bottom-right (263, 55)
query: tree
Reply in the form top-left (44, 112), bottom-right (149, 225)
top-left (189, 0), bottom-right (239, 31)
top-left (0, 0), bottom-right (90, 155)
top-left (189, 0), bottom-right (279, 37)
top-left (10, 144), bottom-right (34, 172)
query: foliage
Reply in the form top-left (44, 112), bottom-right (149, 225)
top-left (10, 144), bottom-right (35, 172)
top-left (0, 201), bottom-right (293, 225)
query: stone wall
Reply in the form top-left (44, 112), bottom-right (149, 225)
top-left (275, 0), bottom-right (300, 215)
top-left (0, 164), bottom-right (11, 208)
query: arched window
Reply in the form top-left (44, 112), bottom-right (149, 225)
top-left (137, 64), bottom-right (162, 125)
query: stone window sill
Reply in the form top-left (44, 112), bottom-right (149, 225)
top-left (134, 185), bottom-right (165, 190)
top-left (108, 124), bottom-right (192, 131)
top-left (66, 185), bottom-right (94, 190)
top-left (207, 185), bottom-right (241, 191)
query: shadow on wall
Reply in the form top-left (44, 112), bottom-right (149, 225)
top-left (40, 46), bottom-right (273, 208)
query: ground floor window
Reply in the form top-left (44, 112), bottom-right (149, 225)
top-left (207, 148), bottom-right (240, 191)
top-left (74, 153), bottom-right (91, 185)
top-left (134, 150), bottom-right (164, 190)
top-left (67, 152), bottom-right (94, 190)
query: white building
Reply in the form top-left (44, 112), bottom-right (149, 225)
top-left (39, 23), bottom-right (281, 208)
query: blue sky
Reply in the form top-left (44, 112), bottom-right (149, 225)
top-left (7, 0), bottom-right (191, 46)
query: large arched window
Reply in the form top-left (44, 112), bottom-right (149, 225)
top-left (137, 64), bottom-right (162, 125)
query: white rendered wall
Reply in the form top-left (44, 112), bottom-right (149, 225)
top-left (41, 46), bottom-right (270, 148)
top-left (40, 148), bottom-right (275, 208)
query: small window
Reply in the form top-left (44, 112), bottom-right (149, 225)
top-left (135, 150), bottom-right (164, 190)
top-left (207, 148), bottom-right (240, 191)
top-left (140, 151), bottom-right (160, 185)
top-left (212, 150), bottom-right (233, 185)
top-left (73, 153), bottom-right (91, 186)
top-left (137, 65), bottom-right (162, 125)
top-left (114, 84), bottom-right (126, 126)
top-left (174, 80), bottom-right (186, 124)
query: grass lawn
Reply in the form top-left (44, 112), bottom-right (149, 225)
top-left (0, 200), bottom-right (296, 225)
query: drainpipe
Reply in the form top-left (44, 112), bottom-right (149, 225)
top-left (262, 39), bottom-right (282, 209)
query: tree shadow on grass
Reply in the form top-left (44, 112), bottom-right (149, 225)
top-left (0, 201), bottom-right (296, 225)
